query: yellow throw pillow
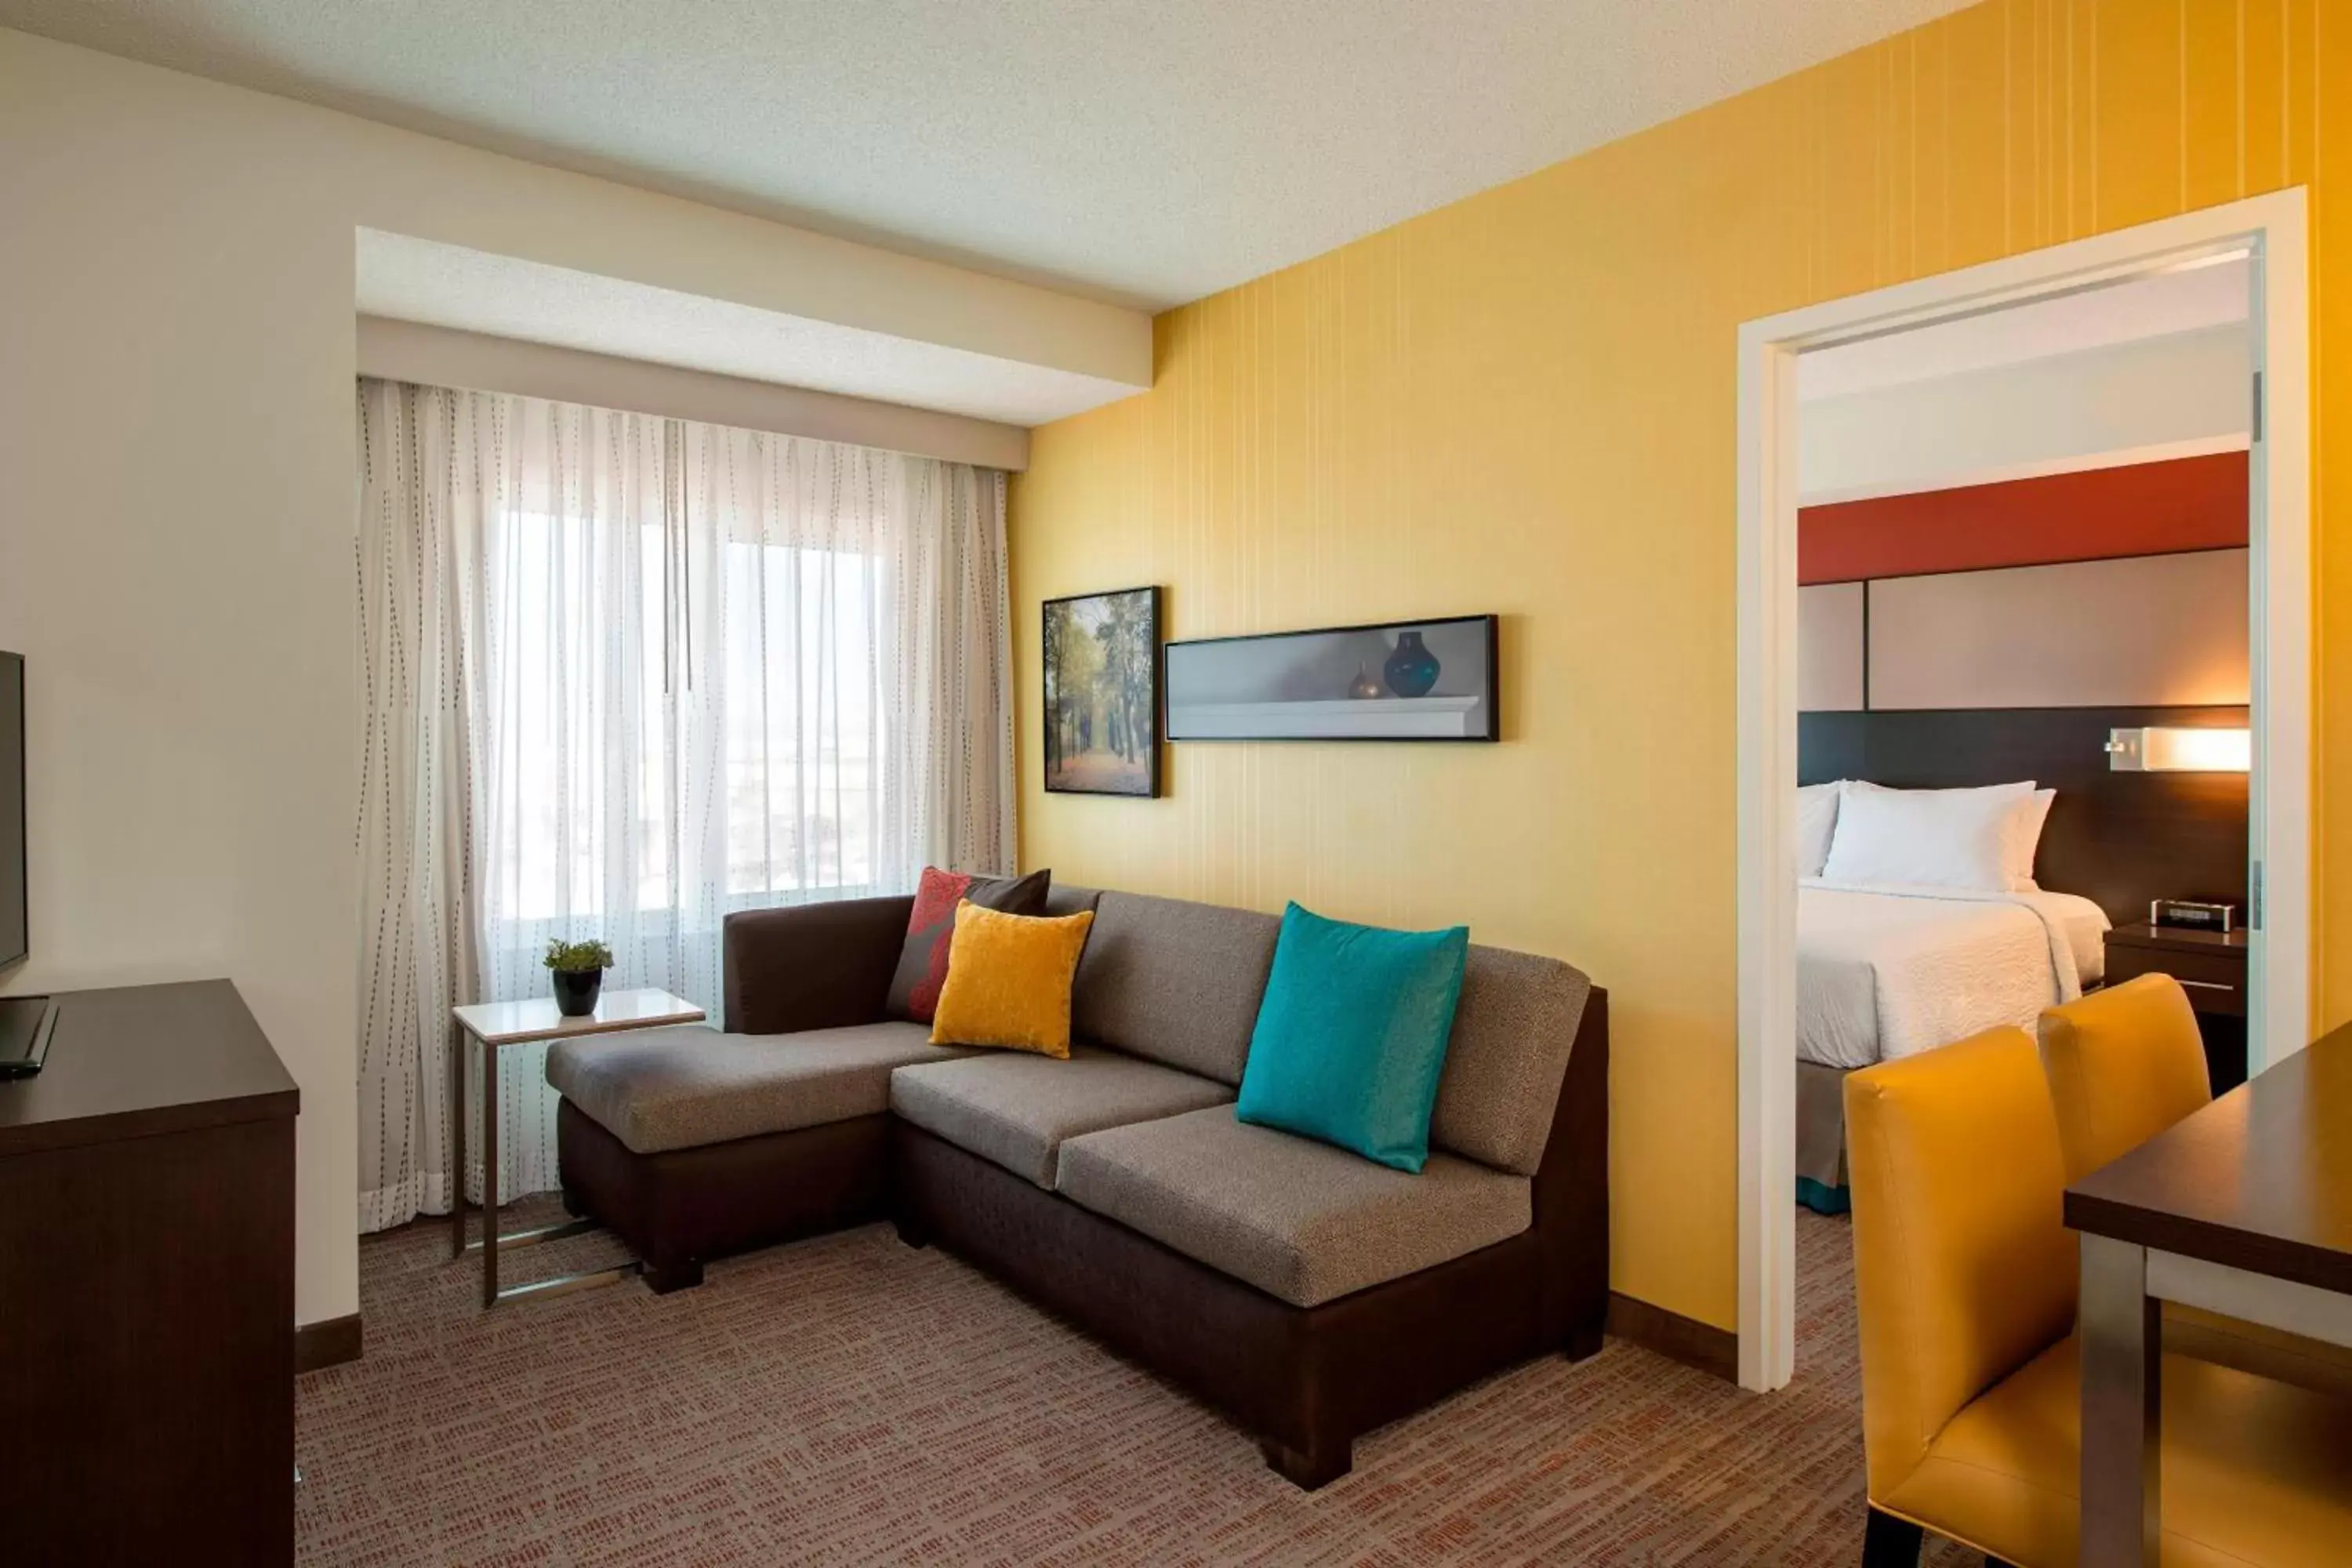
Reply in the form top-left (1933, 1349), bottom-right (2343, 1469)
top-left (927, 898), bottom-right (1095, 1058)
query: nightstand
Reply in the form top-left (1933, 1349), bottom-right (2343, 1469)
top-left (2102, 920), bottom-right (2249, 1092)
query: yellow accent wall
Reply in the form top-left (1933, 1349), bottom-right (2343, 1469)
top-left (1011, 0), bottom-right (2342, 1330)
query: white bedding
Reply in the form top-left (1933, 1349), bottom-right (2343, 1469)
top-left (1796, 880), bottom-right (2110, 1070)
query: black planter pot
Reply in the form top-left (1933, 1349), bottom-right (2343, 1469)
top-left (550, 968), bottom-right (604, 1018)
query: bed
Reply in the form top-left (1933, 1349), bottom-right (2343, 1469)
top-left (1791, 774), bottom-right (2117, 1213)
top-left (1795, 879), bottom-right (2109, 1212)
top-left (1798, 880), bottom-right (2109, 1069)
top-left (1792, 708), bottom-right (2250, 1212)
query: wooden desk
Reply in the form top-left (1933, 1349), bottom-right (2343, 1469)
top-left (450, 987), bottom-right (703, 1306)
top-left (2064, 1022), bottom-right (2352, 1567)
top-left (0, 980), bottom-right (299, 1566)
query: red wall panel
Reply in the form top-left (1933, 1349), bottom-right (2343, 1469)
top-left (1797, 450), bottom-right (2249, 586)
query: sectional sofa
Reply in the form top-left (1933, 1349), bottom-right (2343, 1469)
top-left (546, 882), bottom-right (1609, 1487)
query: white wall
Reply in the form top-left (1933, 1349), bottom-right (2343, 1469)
top-left (1798, 325), bottom-right (2252, 503)
top-left (0, 27), bottom-right (1145, 1328)
top-left (358, 318), bottom-right (1032, 470)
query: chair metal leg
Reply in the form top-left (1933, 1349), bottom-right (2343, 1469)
top-left (1861, 1506), bottom-right (1922, 1568)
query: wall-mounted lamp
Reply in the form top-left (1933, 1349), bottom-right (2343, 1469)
top-left (2106, 726), bottom-right (2252, 772)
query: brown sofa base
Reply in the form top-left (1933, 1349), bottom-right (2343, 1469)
top-left (892, 1112), bottom-right (1604, 1488)
top-left (555, 1100), bottom-right (892, 1282)
top-left (554, 988), bottom-right (1610, 1490)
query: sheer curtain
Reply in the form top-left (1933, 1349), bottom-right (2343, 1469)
top-left (357, 379), bottom-right (1012, 1232)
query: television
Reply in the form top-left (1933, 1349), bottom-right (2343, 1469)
top-left (0, 652), bottom-right (20, 967)
top-left (0, 651), bottom-right (49, 1078)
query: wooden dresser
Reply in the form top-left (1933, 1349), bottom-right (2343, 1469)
top-left (0, 981), bottom-right (298, 1566)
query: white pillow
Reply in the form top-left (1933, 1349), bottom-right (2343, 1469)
top-left (1841, 779), bottom-right (2034, 804)
top-left (1838, 780), bottom-right (2050, 890)
top-left (1797, 782), bottom-right (1842, 878)
top-left (2005, 788), bottom-right (2056, 891)
top-left (1821, 782), bottom-right (2033, 891)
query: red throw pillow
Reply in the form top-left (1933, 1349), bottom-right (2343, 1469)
top-left (886, 866), bottom-right (1051, 1022)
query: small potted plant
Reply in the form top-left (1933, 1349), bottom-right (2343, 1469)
top-left (543, 937), bottom-right (615, 1018)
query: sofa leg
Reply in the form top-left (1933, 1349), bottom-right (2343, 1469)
top-left (560, 1184), bottom-right (586, 1219)
top-left (894, 1216), bottom-right (931, 1250)
top-left (1860, 1506), bottom-right (1922, 1567)
top-left (1259, 1436), bottom-right (1351, 1490)
top-left (1564, 1321), bottom-right (1605, 1363)
top-left (641, 1258), bottom-right (704, 1295)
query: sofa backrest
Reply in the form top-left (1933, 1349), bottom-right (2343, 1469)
top-left (1041, 881), bottom-right (1104, 921)
top-left (1432, 944), bottom-right (1594, 1176)
top-left (1060, 884), bottom-right (1592, 1171)
top-left (1069, 891), bottom-right (1279, 1086)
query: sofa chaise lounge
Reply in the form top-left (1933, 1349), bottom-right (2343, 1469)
top-left (546, 883), bottom-right (1608, 1487)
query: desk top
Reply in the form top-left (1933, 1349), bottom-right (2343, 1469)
top-left (453, 987), bottom-right (705, 1047)
top-left (0, 981), bottom-right (299, 1157)
top-left (2066, 1022), bottom-right (2352, 1295)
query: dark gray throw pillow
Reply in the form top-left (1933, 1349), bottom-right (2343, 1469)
top-left (884, 866), bottom-right (1052, 1022)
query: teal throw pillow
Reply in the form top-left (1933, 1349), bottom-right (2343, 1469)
top-left (1235, 902), bottom-right (1470, 1172)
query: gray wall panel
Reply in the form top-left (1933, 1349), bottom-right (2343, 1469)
top-left (1797, 582), bottom-right (1865, 713)
top-left (1867, 549), bottom-right (2247, 710)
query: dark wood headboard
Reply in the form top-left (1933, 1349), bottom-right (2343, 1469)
top-left (1798, 706), bottom-right (2249, 925)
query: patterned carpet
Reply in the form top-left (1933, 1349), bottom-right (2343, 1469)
top-left (296, 1204), bottom-right (1976, 1566)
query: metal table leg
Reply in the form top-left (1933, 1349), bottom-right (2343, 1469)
top-left (452, 1016), bottom-right (641, 1308)
top-left (481, 1030), bottom-right (499, 1308)
top-left (2080, 1233), bottom-right (2161, 1566)
top-left (449, 1024), bottom-right (468, 1261)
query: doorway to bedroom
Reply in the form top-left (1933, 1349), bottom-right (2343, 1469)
top-left (1789, 255), bottom-right (2256, 1221)
top-left (1733, 193), bottom-right (2310, 1393)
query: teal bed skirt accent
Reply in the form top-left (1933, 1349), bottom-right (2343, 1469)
top-left (1795, 1177), bottom-right (1850, 1216)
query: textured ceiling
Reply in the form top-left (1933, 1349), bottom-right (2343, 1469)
top-left (2, 0), bottom-right (1976, 310)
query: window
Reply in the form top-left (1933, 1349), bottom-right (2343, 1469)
top-left (491, 512), bottom-right (888, 929)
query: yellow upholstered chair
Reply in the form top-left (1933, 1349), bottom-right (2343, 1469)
top-left (2039, 976), bottom-right (2352, 1400)
top-left (1846, 1025), bottom-right (2352, 1567)
top-left (2037, 976), bottom-right (2209, 1178)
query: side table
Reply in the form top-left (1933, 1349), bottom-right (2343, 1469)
top-left (2102, 920), bottom-right (2249, 1091)
top-left (450, 987), bottom-right (704, 1306)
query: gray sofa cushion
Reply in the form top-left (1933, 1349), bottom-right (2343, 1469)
top-left (1070, 892), bottom-right (1279, 1085)
top-left (547, 1021), bottom-right (974, 1155)
top-left (890, 1046), bottom-right (1232, 1188)
top-left (1054, 1106), bottom-right (1532, 1308)
top-left (1428, 946), bottom-right (1595, 1174)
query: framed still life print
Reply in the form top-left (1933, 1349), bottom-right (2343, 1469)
top-left (1043, 586), bottom-right (1161, 797)
top-left (1163, 614), bottom-right (1499, 742)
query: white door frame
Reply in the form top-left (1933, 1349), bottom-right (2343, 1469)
top-left (1734, 191), bottom-right (2311, 1393)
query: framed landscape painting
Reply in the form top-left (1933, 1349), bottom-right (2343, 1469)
top-left (1043, 586), bottom-right (1160, 797)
